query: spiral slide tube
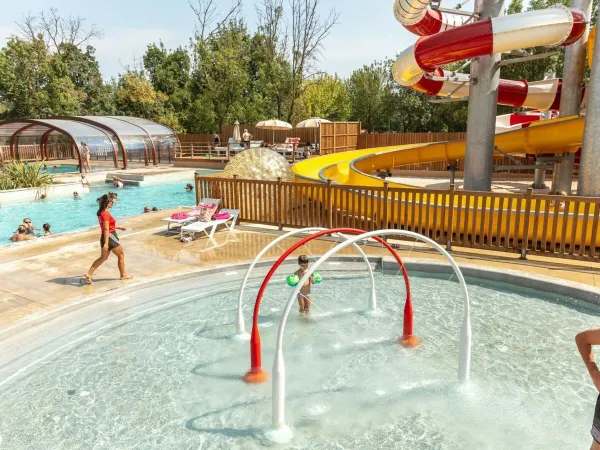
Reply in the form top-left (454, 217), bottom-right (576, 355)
top-left (393, 0), bottom-right (587, 110)
top-left (267, 230), bottom-right (471, 442)
top-left (243, 228), bottom-right (413, 384)
top-left (235, 227), bottom-right (380, 341)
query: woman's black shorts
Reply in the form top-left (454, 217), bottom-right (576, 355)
top-left (100, 231), bottom-right (120, 250)
top-left (592, 394), bottom-right (600, 444)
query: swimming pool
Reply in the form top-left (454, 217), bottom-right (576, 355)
top-left (0, 268), bottom-right (597, 448)
top-left (41, 164), bottom-right (103, 174)
top-left (0, 171), bottom-right (218, 241)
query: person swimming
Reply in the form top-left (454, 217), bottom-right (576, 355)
top-left (43, 223), bottom-right (52, 235)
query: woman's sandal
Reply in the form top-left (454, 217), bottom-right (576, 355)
top-left (82, 274), bottom-right (93, 284)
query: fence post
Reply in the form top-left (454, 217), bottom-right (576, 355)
top-left (382, 181), bottom-right (389, 231)
top-left (195, 173), bottom-right (200, 206)
top-left (233, 174), bottom-right (241, 225)
top-left (327, 179), bottom-right (333, 229)
top-left (277, 177), bottom-right (283, 230)
top-left (520, 187), bottom-right (533, 260)
top-left (446, 184), bottom-right (456, 251)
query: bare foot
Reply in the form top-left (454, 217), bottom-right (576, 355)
top-left (120, 275), bottom-right (133, 280)
top-left (82, 274), bottom-right (93, 284)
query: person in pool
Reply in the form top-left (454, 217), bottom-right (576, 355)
top-left (83, 194), bottom-right (132, 284)
top-left (185, 183), bottom-right (193, 192)
top-left (73, 191), bottom-right (80, 199)
top-left (576, 329), bottom-right (600, 449)
top-left (144, 206), bottom-right (151, 213)
top-left (294, 255), bottom-right (315, 316)
top-left (23, 218), bottom-right (38, 234)
top-left (11, 225), bottom-right (36, 242)
top-left (43, 223), bottom-right (52, 235)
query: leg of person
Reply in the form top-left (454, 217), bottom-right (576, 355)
top-left (111, 245), bottom-right (132, 280)
top-left (84, 247), bottom-right (111, 282)
top-left (304, 294), bottom-right (312, 314)
top-left (592, 439), bottom-right (600, 450)
top-left (297, 294), bottom-right (305, 313)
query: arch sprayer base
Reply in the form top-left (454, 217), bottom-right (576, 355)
top-left (243, 368), bottom-right (269, 384)
top-left (399, 335), bottom-right (422, 348)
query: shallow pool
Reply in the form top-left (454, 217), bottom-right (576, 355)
top-left (0, 171), bottom-right (218, 241)
top-left (0, 271), bottom-right (597, 449)
top-left (41, 164), bottom-right (104, 174)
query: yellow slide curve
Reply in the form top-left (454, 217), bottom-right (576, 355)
top-left (292, 115), bottom-right (599, 247)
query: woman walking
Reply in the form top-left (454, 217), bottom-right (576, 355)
top-left (83, 194), bottom-right (132, 283)
top-left (81, 142), bottom-right (92, 173)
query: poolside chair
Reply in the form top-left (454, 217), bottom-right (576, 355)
top-left (180, 209), bottom-right (240, 240)
top-left (162, 198), bottom-right (221, 233)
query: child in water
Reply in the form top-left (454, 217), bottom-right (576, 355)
top-left (295, 255), bottom-right (314, 315)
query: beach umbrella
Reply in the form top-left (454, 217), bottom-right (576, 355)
top-left (256, 119), bottom-right (293, 143)
top-left (233, 120), bottom-right (241, 142)
top-left (295, 117), bottom-right (331, 145)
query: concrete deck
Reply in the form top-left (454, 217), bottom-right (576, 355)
top-left (0, 209), bottom-right (598, 328)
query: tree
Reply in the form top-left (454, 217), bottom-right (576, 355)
top-left (189, 21), bottom-right (252, 132)
top-left (16, 7), bottom-right (102, 55)
top-left (143, 42), bottom-right (191, 126)
top-left (347, 62), bottom-right (390, 132)
top-left (189, 0), bottom-right (243, 42)
top-left (116, 71), bottom-right (169, 121)
top-left (298, 74), bottom-right (350, 121)
top-left (286, 0), bottom-right (339, 122)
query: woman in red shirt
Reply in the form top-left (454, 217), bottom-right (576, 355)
top-left (83, 193), bottom-right (132, 283)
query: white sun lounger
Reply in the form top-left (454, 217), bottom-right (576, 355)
top-left (180, 209), bottom-right (240, 240)
top-left (162, 198), bottom-right (221, 233)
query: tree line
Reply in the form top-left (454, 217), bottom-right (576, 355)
top-left (0, 0), bottom-right (595, 135)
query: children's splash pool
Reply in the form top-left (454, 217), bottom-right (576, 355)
top-left (0, 170), bottom-right (218, 242)
top-left (0, 268), bottom-right (597, 449)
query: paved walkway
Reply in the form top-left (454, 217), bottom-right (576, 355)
top-left (0, 210), bottom-right (598, 328)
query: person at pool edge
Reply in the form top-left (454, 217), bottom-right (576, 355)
top-left (294, 255), bottom-right (315, 316)
top-left (83, 193), bottom-right (132, 284)
top-left (185, 183), bottom-right (193, 192)
top-left (576, 328), bottom-right (600, 449)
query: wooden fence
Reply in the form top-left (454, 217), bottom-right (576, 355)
top-left (179, 126), bottom-right (316, 145)
top-left (319, 122), bottom-right (361, 154)
top-left (196, 175), bottom-right (600, 261)
top-left (358, 132), bottom-right (466, 149)
top-left (0, 143), bottom-right (75, 162)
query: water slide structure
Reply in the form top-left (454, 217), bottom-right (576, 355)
top-left (292, 1), bottom-right (599, 246)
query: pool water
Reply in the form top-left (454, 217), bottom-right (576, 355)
top-left (0, 172), bottom-right (218, 242)
top-left (0, 271), bottom-right (597, 449)
top-left (42, 164), bottom-right (104, 174)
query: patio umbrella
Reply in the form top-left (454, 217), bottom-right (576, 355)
top-left (256, 119), bottom-right (293, 143)
top-left (233, 120), bottom-right (241, 142)
top-left (295, 117), bottom-right (331, 146)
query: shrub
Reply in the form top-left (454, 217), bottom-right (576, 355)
top-left (0, 161), bottom-right (57, 190)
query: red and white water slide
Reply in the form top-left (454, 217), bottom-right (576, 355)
top-left (392, 0), bottom-right (587, 111)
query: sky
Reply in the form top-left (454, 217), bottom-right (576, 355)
top-left (0, 0), bottom-right (423, 80)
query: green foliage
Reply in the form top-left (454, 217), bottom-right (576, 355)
top-left (0, 161), bottom-right (56, 190)
top-left (297, 74), bottom-right (350, 122)
top-left (347, 62), bottom-right (390, 132)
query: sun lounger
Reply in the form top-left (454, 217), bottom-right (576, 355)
top-left (180, 209), bottom-right (240, 239)
top-left (162, 198), bottom-right (221, 233)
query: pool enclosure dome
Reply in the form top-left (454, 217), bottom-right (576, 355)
top-left (0, 116), bottom-right (181, 171)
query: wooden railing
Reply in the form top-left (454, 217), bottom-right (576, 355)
top-left (195, 175), bottom-right (600, 261)
top-left (358, 132), bottom-right (467, 149)
top-left (0, 143), bottom-right (75, 162)
top-left (176, 142), bottom-right (305, 162)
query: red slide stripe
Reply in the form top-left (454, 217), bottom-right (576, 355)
top-left (411, 68), bottom-right (444, 95)
top-left (547, 80), bottom-right (563, 111)
top-left (404, 9), bottom-right (443, 36)
top-left (497, 79), bottom-right (529, 108)
top-left (414, 19), bottom-right (493, 71)
top-left (563, 8), bottom-right (587, 46)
